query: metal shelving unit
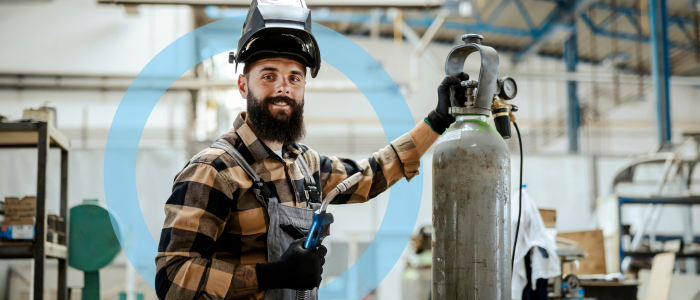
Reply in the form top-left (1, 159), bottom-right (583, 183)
top-left (0, 121), bottom-right (69, 300)
top-left (617, 195), bottom-right (700, 271)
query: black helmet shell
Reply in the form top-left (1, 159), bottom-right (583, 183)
top-left (231, 0), bottom-right (321, 78)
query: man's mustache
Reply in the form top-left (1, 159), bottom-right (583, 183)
top-left (264, 96), bottom-right (297, 107)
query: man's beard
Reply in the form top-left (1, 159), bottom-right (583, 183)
top-left (247, 92), bottom-right (306, 146)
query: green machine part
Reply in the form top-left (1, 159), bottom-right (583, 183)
top-left (69, 199), bottom-right (122, 300)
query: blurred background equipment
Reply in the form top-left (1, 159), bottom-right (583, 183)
top-left (402, 226), bottom-right (432, 300)
top-left (68, 199), bottom-right (122, 300)
top-left (553, 250), bottom-right (590, 300)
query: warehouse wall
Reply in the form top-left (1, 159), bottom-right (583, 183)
top-left (0, 0), bottom-right (193, 75)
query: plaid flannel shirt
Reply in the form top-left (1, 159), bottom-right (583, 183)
top-left (155, 112), bottom-right (421, 300)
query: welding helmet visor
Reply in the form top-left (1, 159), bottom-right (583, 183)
top-left (230, 0), bottom-right (321, 78)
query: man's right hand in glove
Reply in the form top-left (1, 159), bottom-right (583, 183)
top-left (256, 238), bottom-right (327, 291)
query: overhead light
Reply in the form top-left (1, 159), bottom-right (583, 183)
top-left (459, 1), bottom-right (473, 17)
top-left (443, 0), bottom-right (473, 17)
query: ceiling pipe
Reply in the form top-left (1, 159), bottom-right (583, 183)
top-left (0, 73), bottom-right (402, 92)
top-left (409, 8), bottom-right (449, 93)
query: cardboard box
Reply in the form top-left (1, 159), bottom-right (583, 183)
top-left (538, 209), bottom-right (556, 229)
top-left (22, 107), bottom-right (55, 126)
top-left (4, 196), bottom-right (36, 225)
top-left (558, 230), bottom-right (607, 275)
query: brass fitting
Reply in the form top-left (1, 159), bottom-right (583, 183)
top-left (491, 96), bottom-right (517, 122)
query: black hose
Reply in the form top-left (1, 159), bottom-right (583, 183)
top-left (511, 122), bottom-right (523, 277)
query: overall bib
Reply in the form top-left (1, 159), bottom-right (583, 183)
top-left (211, 139), bottom-right (322, 300)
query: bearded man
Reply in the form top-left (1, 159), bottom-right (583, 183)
top-left (154, 1), bottom-right (460, 300)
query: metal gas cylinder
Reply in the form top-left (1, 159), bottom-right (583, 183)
top-left (432, 115), bottom-right (511, 299)
top-left (432, 33), bottom-right (515, 300)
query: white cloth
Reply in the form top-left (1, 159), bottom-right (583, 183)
top-left (272, 149), bottom-right (283, 158)
top-left (511, 188), bottom-right (561, 299)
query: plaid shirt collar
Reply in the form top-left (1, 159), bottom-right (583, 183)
top-left (230, 112), bottom-right (303, 164)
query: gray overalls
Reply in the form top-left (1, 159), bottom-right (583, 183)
top-left (211, 139), bottom-right (322, 300)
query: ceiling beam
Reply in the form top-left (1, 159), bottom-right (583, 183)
top-left (579, 12), bottom-right (696, 52)
top-left (97, 0), bottom-right (443, 8)
top-left (512, 0), bottom-right (597, 64)
top-left (6, 70), bottom-right (700, 90)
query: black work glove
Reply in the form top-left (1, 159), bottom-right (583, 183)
top-left (425, 73), bottom-right (468, 134)
top-left (256, 238), bottom-right (327, 291)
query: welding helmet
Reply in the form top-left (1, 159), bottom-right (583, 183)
top-left (230, 0), bottom-right (321, 78)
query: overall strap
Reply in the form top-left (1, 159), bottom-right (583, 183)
top-left (211, 139), bottom-right (277, 208)
top-left (295, 152), bottom-right (320, 203)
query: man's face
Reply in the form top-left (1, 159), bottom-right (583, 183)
top-left (238, 57), bottom-right (306, 120)
top-left (238, 57), bottom-right (307, 145)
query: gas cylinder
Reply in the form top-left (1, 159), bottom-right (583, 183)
top-left (432, 115), bottom-right (511, 299)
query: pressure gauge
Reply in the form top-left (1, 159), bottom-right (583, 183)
top-left (498, 76), bottom-right (517, 100)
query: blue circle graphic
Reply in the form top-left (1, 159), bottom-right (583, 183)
top-left (104, 17), bottom-right (423, 299)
